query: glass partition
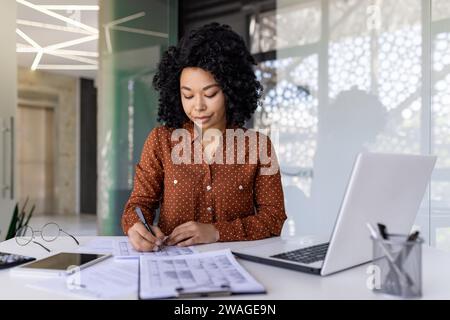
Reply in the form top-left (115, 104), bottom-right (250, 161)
top-left (431, 0), bottom-right (450, 249)
top-left (250, 0), bottom-right (450, 246)
top-left (98, 0), bottom-right (177, 235)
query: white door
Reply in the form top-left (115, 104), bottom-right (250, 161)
top-left (0, 0), bottom-right (17, 241)
top-left (17, 105), bottom-right (55, 215)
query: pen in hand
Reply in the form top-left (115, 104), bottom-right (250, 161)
top-left (135, 207), bottom-right (163, 251)
top-left (135, 207), bottom-right (155, 236)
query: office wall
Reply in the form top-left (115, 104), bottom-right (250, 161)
top-left (180, 0), bottom-right (255, 41)
top-left (97, 0), bottom-right (178, 235)
top-left (17, 67), bottom-right (78, 215)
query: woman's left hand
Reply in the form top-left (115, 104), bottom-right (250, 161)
top-left (166, 221), bottom-right (219, 246)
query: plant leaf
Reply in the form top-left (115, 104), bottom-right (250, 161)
top-left (17, 197), bottom-right (29, 229)
top-left (6, 203), bottom-right (19, 240)
top-left (24, 204), bottom-right (35, 227)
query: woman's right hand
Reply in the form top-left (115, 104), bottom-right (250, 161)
top-left (127, 222), bottom-right (166, 252)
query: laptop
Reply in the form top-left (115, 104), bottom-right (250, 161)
top-left (232, 152), bottom-right (437, 276)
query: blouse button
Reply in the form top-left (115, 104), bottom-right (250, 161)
top-left (206, 185), bottom-right (212, 191)
top-left (173, 179), bottom-right (178, 185)
top-left (238, 185), bottom-right (243, 190)
top-left (207, 207), bottom-right (212, 212)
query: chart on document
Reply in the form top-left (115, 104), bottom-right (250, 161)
top-left (139, 249), bottom-right (265, 299)
top-left (112, 238), bottom-right (197, 258)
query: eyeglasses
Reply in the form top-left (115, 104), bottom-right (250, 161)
top-left (15, 222), bottom-right (79, 252)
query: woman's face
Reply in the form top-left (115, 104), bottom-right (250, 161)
top-left (180, 67), bottom-right (226, 131)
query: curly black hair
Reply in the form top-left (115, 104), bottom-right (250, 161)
top-left (152, 22), bottom-right (262, 128)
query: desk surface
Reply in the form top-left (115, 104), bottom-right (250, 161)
top-left (1, 236), bottom-right (450, 300)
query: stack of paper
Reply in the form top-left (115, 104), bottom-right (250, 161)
top-left (77, 237), bottom-right (198, 259)
top-left (27, 258), bottom-right (138, 299)
top-left (76, 237), bottom-right (118, 254)
top-left (27, 239), bottom-right (265, 300)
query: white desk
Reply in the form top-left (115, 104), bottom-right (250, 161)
top-left (1, 236), bottom-right (450, 299)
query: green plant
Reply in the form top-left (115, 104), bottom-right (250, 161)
top-left (5, 197), bottom-right (35, 240)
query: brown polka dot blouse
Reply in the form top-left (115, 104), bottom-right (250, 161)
top-left (121, 121), bottom-right (287, 241)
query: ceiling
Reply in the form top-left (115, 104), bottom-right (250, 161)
top-left (16, 0), bottom-right (98, 79)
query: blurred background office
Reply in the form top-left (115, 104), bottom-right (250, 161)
top-left (1, 0), bottom-right (450, 251)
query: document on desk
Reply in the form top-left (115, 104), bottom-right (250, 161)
top-left (28, 258), bottom-right (138, 299)
top-left (113, 238), bottom-right (197, 259)
top-left (139, 249), bottom-right (265, 299)
top-left (76, 237), bottom-right (121, 254)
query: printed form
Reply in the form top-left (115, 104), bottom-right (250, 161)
top-left (139, 249), bottom-right (265, 299)
top-left (112, 238), bottom-right (197, 258)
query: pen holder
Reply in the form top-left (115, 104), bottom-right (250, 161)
top-left (371, 234), bottom-right (423, 298)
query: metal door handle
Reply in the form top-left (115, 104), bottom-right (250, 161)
top-left (1, 117), bottom-right (14, 199)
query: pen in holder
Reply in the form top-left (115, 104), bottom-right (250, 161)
top-left (371, 234), bottom-right (423, 298)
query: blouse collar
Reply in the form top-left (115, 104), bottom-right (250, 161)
top-left (182, 120), bottom-right (240, 144)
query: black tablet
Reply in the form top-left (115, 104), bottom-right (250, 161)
top-left (10, 252), bottom-right (111, 277)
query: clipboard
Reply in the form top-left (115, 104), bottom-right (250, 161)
top-left (137, 260), bottom-right (234, 299)
top-left (137, 249), bottom-right (265, 300)
top-left (174, 284), bottom-right (232, 298)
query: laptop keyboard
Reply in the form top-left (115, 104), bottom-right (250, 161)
top-left (271, 243), bottom-right (330, 264)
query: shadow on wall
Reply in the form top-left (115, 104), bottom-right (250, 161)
top-left (285, 87), bottom-right (387, 238)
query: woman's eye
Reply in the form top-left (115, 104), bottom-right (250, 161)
top-left (183, 96), bottom-right (193, 99)
top-left (205, 92), bottom-right (218, 98)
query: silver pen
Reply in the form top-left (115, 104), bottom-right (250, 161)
top-left (135, 207), bottom-right (164, 251)
top-left (135, 207), bottom-right (155, 236)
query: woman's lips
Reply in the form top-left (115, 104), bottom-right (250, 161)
top-left (194, 116), bottom-right (212, 123)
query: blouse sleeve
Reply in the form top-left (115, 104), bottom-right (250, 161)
top-left (121, 127), bottom-right (164, 235)
top-left (213, 134), bottom-right (287, 241)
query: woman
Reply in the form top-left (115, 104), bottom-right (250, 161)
top-left (121, 22), bottom-right (286, 251)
